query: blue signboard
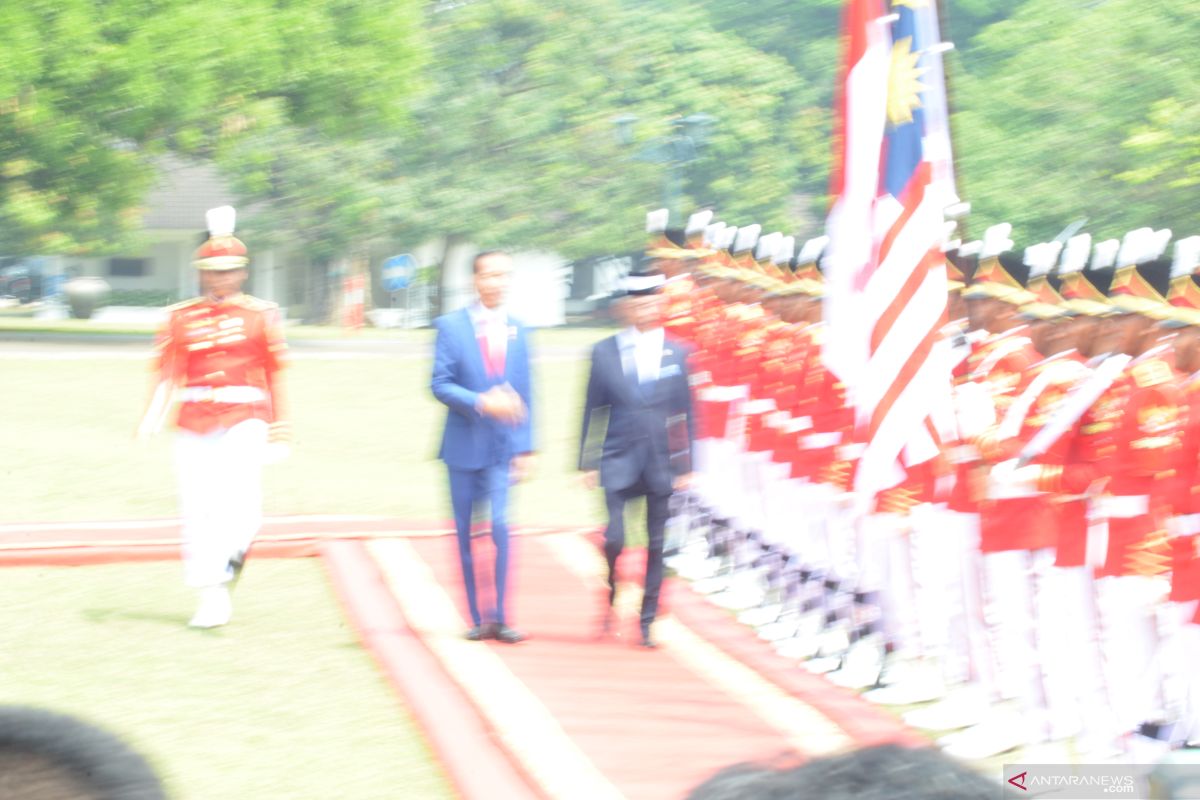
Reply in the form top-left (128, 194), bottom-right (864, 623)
top-left (382, 254), bottom-right (417, 292)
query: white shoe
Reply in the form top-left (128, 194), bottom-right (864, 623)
top-left (875, 655), bottom-right (922, 688)
top-left (773, 611), bottom-right (827, 659)
top-left (670, 548), bottom-right (716, 580)
top-left (189, 585), bottom-right (232, 629)
top-left (757, 616), bottom-right (799, 642)
top-left (1125, 732), bottom-right (1175, 764)
top-left (863, 674), bottom-right (946, 706)
top-left (826, 639), bottom-right (885, 690)
top-left (739, 603), bottom-right (782, 627)
top-left (903, 687), bottom-right (990, 731)
top-left (939, 710), bottom-right (1031, 760)
top-left (1020, 740), bottom-right (1073, 764)
top-left (1074, 734), bottom-right (1126, 762)
top-left (693, 574), bottom-right (730, 595)
top-left (711, 574), bottom-right (765, 610)
top-left (804, 655), bottom-right (844, 675)
top-left (776, 634), bottom-right (822, 661)
top-left (811, 625), bottom-right (851, 660)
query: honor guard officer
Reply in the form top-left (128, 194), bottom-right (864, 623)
top-left (138, 206), bottom-right (290, 629)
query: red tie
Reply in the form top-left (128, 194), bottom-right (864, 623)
top-left (491, 325), bottom-right (506, 376)
top-left (479, 317), bottom-right (505, 377)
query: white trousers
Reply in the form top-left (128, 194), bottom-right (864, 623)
top-left (693, 438), bottom-right (718, 509)
top-left (980, 548), bottom-right (1054, 706)
top-left (858, 512), bottom-right (920, 655)
top-left (921, 509), bottom-right (989, 688)
top-left (175, 419), bottom-right (269, 588)
top-left (1160, 602), bottom-right (1200, 743)
top-left (1038, 565), bottom-right (1107, 740)
top-left (736, 449), bottom-right (772, 536)
top-left (758, 461), bottom-right (797, 550)
top-left (1094, 574), bottom-right (1170, 735)
top-left (699, 438), bottom-right (741, 522)
top-left (906, 504), bottom-right (966, 671)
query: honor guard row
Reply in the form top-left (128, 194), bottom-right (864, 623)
top-left (645, 206), bottom-right (1200, 764)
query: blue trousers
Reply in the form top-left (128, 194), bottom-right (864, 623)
top-left (448, 464), bottom-right (511, 627)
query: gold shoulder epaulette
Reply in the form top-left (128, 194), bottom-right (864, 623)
top-left (229, 294), bottom-right (278, 312)
top-left (165, 297), bottom-right (206, 313)
top-left (1132, 359), bottom-right (1173, 389)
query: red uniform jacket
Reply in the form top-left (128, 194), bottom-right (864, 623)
top-left (155, 294), bottom-right (287, 435)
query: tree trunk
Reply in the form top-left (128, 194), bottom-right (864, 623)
top-left (306, 259), bottom-right (330, 324)
top-left (432, 232), bottom-right (461, 320)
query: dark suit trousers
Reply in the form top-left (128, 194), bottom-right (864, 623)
top-left (448, 464), bottom-right (510, 627)
top-left (604, 477), bottom-right (671, 628)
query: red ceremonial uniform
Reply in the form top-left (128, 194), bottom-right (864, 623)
top-left (786, 324), bottom-right (851, 483)
top-left (946, 326), bottom-right (989, 513)
top-left (999, 350), bottom-right (1093, 565)
top-left (662, 273), bottom-right (700, 346)
top-left (1038, 346), bottom-right (1183, 576)
top-left (1168, 371), bottom-right (1200, 604)
top-left (969, 328), bottom-right (1056, 552)
top-left (155, 294), bottom-right (288, 434)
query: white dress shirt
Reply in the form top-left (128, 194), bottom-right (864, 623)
top-left (617, 326), bottom-right (664, 384)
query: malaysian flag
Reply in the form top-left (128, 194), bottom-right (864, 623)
top-left (823, 0), bottom-right (959, 497)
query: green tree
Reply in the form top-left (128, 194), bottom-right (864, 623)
top-left (951, 0), bottom-right (1199, 244)
top-left (214, 100), bottom-right (417, 321)
top-left (1119, 97), bottom-right (1200, 199)
top-left (0, 0), bottom-right (424, 256)
top-left (395, 0), bottom-right (815, 267)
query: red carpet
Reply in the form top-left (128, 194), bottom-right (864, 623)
top-left (0, 516), bottom-right (588, 567)
top-left (371, 533), bottom-right (920, 800)
top-left (322, 540), bottom-right (543, 800)
top-left (0, 517), bottom-right (921, 800)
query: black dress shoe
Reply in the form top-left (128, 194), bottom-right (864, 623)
top-left (493, 625), bottom-right (525, 644)
top-left (639, 627), bottom-right (657, 649)
top-left (464, 625), bottom-right (488, 641)
top-left (227, 550), bottom-right (247, 588)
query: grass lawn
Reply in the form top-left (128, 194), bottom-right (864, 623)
top-left (0, 327), bottom-right (648, 800)
top-left (0, 559), bottom-right (454, 799)
top-left (1, 328), bottom-right (614, 526)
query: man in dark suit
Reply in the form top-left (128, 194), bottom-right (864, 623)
top-left (431, 250), bottom-right (535, 643)
top-left (579, 269), bottom-right (695, 648)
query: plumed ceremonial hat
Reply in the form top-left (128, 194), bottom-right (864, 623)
top-left (193, 206), bottom-right (249, 271)
top-left (1107, 227), bottom-right (1173, 319)
top-left (620, 268), bottom-right (666, 297)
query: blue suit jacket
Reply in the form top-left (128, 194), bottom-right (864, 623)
top-left (431, 308), bottom-right (534, 471)
top-left (578, 333), bottom-right (695, 495)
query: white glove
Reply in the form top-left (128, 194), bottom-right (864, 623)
top-left (1167, 514), bottom-right (1200, 539)
top-left (987, 459), bottom-right (1039, 499)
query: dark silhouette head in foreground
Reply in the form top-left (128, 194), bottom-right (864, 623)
top-left (0, 706), bottom-right (166, 800)
top-left (684, 743), bottom-right (1002, 800)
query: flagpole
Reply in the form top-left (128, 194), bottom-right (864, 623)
top-left (933, 0), bottom-right (968, 241)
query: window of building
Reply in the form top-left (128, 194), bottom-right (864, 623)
top-left (108, 258), bottom-right (150, 277)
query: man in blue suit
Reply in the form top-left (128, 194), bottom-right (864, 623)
top-left (579, 269), bottom-right (695, 648)
top-left (431, 250), bottom-right (535, 643)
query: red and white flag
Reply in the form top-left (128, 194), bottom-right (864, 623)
top-left (823, 0), bottom-right (959, 498)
